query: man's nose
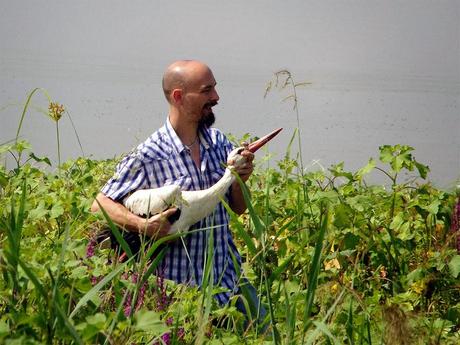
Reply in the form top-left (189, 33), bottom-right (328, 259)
top-left (212, 88), bottom-right (219, 101)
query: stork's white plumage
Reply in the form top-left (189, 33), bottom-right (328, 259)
top-left (123, 128), bottom-right (282, 234)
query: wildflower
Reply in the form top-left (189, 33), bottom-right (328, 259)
top-left (124, 293), bottom-right (132, 317)
top-left (135, 281), bottom-right (147, 310)
top-left (450, 195), bottom-right (460, 253)
top-left (155, 267), bottom-right (171, 311)
top-left (86, 238), bottom-right (97, 258)
top-left (410, 280), bottom-right (425, 295)
top-left (90, 275), bottom-right (100, 286)
top-left (331, 283), bottom-right (339, 293)
top-left (160, 332), bottom-right (171, 345)
top-left (379, 266), bottom-right (387, 279)
top-left (48, 102), bottom-right (65, 121)
top-left (177, 327), bottom-right (185, 340)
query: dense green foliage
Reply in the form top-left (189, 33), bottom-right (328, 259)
top-left (1, 138), bottom-right (459, 344)
top-left (1, 86), bottom-right (459, 344)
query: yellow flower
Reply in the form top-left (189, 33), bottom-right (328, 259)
top-left (410, 280), bottom-right (426, 295)
top-left (48, 102), bottom-right (65, 121)
top-left (331, 283), bottom-right (339, 293)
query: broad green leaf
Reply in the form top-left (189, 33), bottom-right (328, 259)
top-left (0, 319), bottom-right (9, 336)
top-left (50, 203), bottom-right (64, 219)
top-left (134, 310), bottom-right (166, 332)
top-left (333, 204), bottom-right (352, 228)
top-left (406, 267), bottom-right (425, 285)
top-left (0, 170), bottom-right (8, 187)
top-left (448, 255), bottom-right (460, 278)
top-left (396, 221), bottom-right (412, 241)
top-left (28, 201), bottom-right (48, 220)
top-left (343, 233), bottom-right (360, 250)
top-left (424, 199), bottom-right (440, 214)
top-left (356, 158), bottom-right (376, 179)
top-left (86, 313), bottom-right (106, 327)
top-left (415, 161), bottom-right (429, 179)
top-left (379, 145), bottom-right (394, 163)
top-left (390, 213), bottom-right (405, 230)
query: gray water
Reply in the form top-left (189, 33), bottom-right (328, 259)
top-left (1, 1), bottom-right (459, 188)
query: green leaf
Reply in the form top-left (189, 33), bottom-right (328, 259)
top-left (29, 152), bottom-right (51, 166)
top-left (448, 255), bottom-right (460, 278)
top-left (425, 200), bottom-right (441, 215)
top-left (0, 170), bottom-right (8, 187)
top-left (379, 145), bottom-right (394, 163)
top-left (70, 256), bottom-right (133, 320)
top-left (268, 253), bottom-right (296, 284)
top-left (333, 204), bottom-right (352, 228)
top-left (415, 161), bottom-right (429, 179)
top-left (356, 158), bottom-right (376, 179)
top-left (329, 162), bottom-right (354, 181)
top-left (86, 313), bottom-right (106, 327)
top-left (0, 319), bottom-right (9, 336)
top-left (13, 140), bottom-right (32, 154)
top-left (134, 310), bottom-right (166, 333)
top-left (406, 267), bottom-right (424, 285)
top-left (50, 203), bottom-right (64, 219)
top-left (390, 213), bottom-right (405, 230)
top-left (28, 201), bottom-right (48, 220)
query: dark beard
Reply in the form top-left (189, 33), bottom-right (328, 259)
top-left (199, 111), bottom-right (215, 129)
top-left (198, 100), bottom-right (217, 129)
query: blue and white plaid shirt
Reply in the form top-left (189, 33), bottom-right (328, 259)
top-left (101, 118), bottom-right (242, 305)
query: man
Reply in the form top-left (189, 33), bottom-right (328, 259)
top-left (91, 60), bottom-right (264, 323)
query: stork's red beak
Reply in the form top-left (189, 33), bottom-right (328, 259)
top-left (247, 128), bottom-right (283, 153)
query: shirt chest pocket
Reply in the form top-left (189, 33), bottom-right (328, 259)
top-left (164, 175), bottom-right (194, 191)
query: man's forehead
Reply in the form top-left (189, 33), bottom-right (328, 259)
top-left (199, 79), bottom-right (217, 90)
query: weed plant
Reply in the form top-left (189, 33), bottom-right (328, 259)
top-left (0, 88), bottom-right (459, 344)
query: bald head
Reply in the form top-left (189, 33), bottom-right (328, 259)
top-left (162, 60), bottom-right (212, 103)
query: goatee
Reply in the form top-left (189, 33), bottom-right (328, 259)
top-left (199, 100), bottom-right (217, 128)
top-left (199, 112), bottom-right (215, 129)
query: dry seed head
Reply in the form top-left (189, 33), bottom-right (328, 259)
top-left (48, 102), bottom-right (65, 121)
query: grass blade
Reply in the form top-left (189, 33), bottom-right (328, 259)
top-left (69, 255), bottom-right (134, 320)
top-left (303, 206), bottom-right (329, 334)
top-left (95, 199), bottom-right (133, 258)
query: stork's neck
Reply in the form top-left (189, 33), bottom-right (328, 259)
top-left (200, 167), bottom-right (236, 200)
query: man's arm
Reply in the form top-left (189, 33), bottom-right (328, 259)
top-left (229, 149), bottom-right (254, 215)
top-left (91, 192), bottom-right (177, 239)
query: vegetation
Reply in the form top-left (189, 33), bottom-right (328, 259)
top-left (0, 87), bottom-right (459, 344)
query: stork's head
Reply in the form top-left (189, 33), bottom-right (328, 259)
top-left (227, 128), bottom-right (283, 169)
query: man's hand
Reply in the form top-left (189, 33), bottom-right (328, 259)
top-left (91, 193), bottom-right (179, 240)
top-left (234, 144), bottom-right (255, 182)
top-left (139, 208), bottom-right (179, 239)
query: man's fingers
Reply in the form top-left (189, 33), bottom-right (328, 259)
top-left (164, 207), bottom-right (178, 217)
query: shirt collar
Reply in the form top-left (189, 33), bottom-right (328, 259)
top-left (165, 117), bottom-right (212, 153)
top-left (165, 117), bottom-right (186, 153)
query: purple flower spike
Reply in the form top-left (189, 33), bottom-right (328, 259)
top-left (86, 238), bottom-right (96, 258)
top-left (451, 196), bottom-right (460, 253)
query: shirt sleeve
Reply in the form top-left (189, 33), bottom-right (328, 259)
top-left (101, 152), bottom-right (149, 202)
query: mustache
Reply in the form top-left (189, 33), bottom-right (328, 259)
top-left (205, 100), bottom-right (218, 107)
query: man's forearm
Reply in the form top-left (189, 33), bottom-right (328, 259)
top-left (91, 192), bottom-right (144, 232)
top-left (229, 181), bottom-right (248, 215)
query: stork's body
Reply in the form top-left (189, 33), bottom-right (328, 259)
top-left (123, 128), bottom-right (282, 234)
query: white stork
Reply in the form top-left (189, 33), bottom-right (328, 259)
top-left (123, 128), bottom-right (282, 234)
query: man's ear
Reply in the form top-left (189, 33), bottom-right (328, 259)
top-left (171, 89), bottom-right (183, 104)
